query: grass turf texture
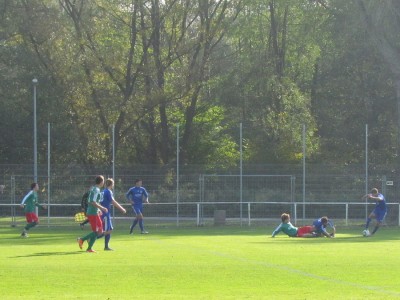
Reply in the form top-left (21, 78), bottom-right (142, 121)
top-left (1, 226), bottom-right (400, 299)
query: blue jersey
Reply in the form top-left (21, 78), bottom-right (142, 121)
top-left (101, 188), bottom-right (113, 210)
top-left (374, 193), bottom-right (387, 211)
top-left (313, 218), bottom-right (330, 234)
top-left (126, 186), bottom-right (148, 206)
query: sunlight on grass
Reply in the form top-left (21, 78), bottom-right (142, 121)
top-left (1, 226), bottom-right (400, 299)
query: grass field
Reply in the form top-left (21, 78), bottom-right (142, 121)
top-left (1, 224), bottom-right (400, 299)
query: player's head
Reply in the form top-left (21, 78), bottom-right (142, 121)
top-left (30, 182), bottom-right (38, 190)
top-left (281, 213), bottom-right (290, 223)
top-left (95, 175), bottom-right (105, 186)
top-left (321, 216), bottom-right (328, 225)
top-left (105, 178), bottom-right (114, 188)
top-left (135, 178), bottom-right (142, 186)
top-left (371, 188), bottom-right (379, 196)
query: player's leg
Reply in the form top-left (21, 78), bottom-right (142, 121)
top-left (22, 213), bottom-right (38, 236)
top-left (365, 211), bottom-right (375, 229)
top-left (137, 207), bottom-right (148, 234)
top-left (371, 210), bottom-right (386, 235)
top-left (78, 215), bottom-right (97, 250)
top-left (130, 207), bottom-right (140, 234)
top-left (297, 226), bottom-right (314, 237)
top-left (21, 214), bottom-right (30, 237)
top-left (87, 215), bottom-right (103, 252)
top-left (103, 214), bottom-right (113, 250)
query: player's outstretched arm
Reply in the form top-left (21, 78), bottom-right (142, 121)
top-left (112, 199), bottom-right (126, 214)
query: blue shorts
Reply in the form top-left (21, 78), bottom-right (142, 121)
top-left (372, 209), bottom-right (387, 223)
top-left (132, 205), bottom-right (143, 215)
top-left (101, 212), bottom-right (113, 231)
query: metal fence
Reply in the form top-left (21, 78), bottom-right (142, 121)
top-left (0, 164), bottom-right (399, 228)
top-left (1, 201), bottom-right (399, 229)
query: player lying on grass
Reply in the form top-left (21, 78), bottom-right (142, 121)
top-left (272, 213), bottom-right (335, 238)
top-left (312, 216), bottom-right (335, 238)
top-left (271, 213), bottom-right (316, 238)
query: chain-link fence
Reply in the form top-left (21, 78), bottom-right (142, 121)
top-left (0, 164), bottom-right (398, 228)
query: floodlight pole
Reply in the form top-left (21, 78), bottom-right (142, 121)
top-left (32, 78), bottom-right (38, 183)
top-left (365, 124), bottom-right (368, 219)
top-left (302, 124), bottom-right (306, 220)
top-left (176, 124), bottom-right (180, 227)
top-left (240, 123), bottom-right (243, 226)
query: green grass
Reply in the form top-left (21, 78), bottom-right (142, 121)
top-left (1, 224), bottom-right (400, 299)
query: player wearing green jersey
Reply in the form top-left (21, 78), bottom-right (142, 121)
top-left (271, 213), bottom-right (315, 238)
top-left (77, 176), bottom-right (108, 253)
top-left (20, 183), bottom-right (46, 237)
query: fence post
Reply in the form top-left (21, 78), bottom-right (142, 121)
top-left (248, 202), bottom-right (251, 226)
top-left (197, 203), bottom-right (200, 226)
top-left (345, 203), bottom-right (348, 226)
top-left (11, 176), bottom-right (16, 227)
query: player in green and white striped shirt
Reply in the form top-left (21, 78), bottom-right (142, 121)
top-left (20, 183), bottom-right (46, 237)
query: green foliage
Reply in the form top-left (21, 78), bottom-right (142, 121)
top-left (1, 0), bottom-right (400, 169)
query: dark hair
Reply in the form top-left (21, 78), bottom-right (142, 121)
top-left (30, 182), bottom-right (38, 190)
top-left (321, 216), bottom-right (328, 224)
top-left (95, 175), bottom-right (104, 185)
top-left (135, 178), bottom-right (142, 184)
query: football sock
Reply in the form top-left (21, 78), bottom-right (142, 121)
top-left (139, 219), bottom-right (144, 231)
top-left (131, 219), bottom-right (138, 229)
top-left (82, 231), bottom-right (94, 242)
top-left (87, 232), bottom-right (97, 249)
top-left (105, 234), bottom-right (111, 248)
top-left (372, 226), bottom-right (379, 234)
top-left (25, 222), bottom-right (37, 231)
top-left (365, 218), bottom-right (371, 229)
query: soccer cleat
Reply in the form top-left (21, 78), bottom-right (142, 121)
top-left (129, 225), bottom-right (134, 234)
top-left (141, 231), bottom-right (149, 234)
top-left (77, 238), bottom-right (84, 249)
top-left (104, 247), bottom-right (114, 251)
top-left (21, 231), bottom-right (28, 238)
top-left (86, 249), bottom-right (96, 253)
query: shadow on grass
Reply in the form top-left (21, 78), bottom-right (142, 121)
top-left (10, 251), bottom-right (83, 258)
top-left (261, 234), bottom-right (400, 244)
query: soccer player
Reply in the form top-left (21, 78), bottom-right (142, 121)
top-left (362, 188), bottom-right (387, 236)
top-left (312, 216), bottom-right (335, 238)
top-left (271, 213), bottom-right (315, 238)
top-left (77, 175), bottom-right (108, 253)
top-left (100, 178), bottom-right (126, 250)
top-left (19, 182), bottom-right (46, 237)
top-left (126, 178), bottom-right (149, 234)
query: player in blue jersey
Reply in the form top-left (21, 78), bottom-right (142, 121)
top-left (312, 216), bottom-right (335, 238)
top-left (362, 188), bottom-right (387, 236)
top-left (126, 178), bottom-right (149, 234)
top-left (100, 178), bottom-right (126, 250)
